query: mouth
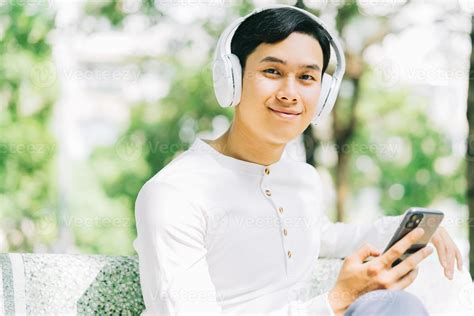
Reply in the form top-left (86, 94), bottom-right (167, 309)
top-left (268, 107), bottom-right (301, 120)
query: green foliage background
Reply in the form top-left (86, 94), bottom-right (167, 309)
top-left (0, 0), bottom-right (466, 255)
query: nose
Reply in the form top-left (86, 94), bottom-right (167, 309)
top-left (276, 76), bottom-right (298, 104)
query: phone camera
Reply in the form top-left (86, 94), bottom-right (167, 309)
top-left (405, 213), bottom-right (424, 229)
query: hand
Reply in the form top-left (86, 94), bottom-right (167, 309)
top-left (328, 227), bottom-right (433, 316)
top-left (430, 226), bottom-right (463, 280)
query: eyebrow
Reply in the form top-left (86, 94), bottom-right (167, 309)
top-left (259, 56), bottom-right (321, 72)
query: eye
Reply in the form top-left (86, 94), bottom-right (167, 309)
top-left (300, 74), bottom-right (316, 81)
top-left (263, 68), bottom-right (280, 75)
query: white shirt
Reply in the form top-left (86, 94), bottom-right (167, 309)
top-left (133, 137), bottom-right (404, 315)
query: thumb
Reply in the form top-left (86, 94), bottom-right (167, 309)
top-left (354, 243), bottom-right (381, 262)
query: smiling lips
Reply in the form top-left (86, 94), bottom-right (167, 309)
top-left (269, 107), bottom-right (301, 120)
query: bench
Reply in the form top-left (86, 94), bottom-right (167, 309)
top-left (1, 253), bottom-right (472, 315)
top-left (0, 253), bottom-right (342, 315)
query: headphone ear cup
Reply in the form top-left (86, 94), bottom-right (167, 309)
top-left (212, 53), bottom-right (242, 108)
top-left (228, 53), bottom-right (242, 106)
top-left (212, 55), bottom-right (234, 108)
top-left (312, 73), bottom-right (334, 125)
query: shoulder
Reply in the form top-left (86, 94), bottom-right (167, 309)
top-left (134, 178), bottom-right (206, 233)
top-left (135, 179), bottom-right (195, 211)
top-left (145, 143), bottom-right (220, 189)
top-left (134, 144), bottom-right (219, 216)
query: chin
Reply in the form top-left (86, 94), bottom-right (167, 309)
top-left (263, 132), bottom-right (297, 146)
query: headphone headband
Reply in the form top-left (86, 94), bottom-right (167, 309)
top-left (216, 5), bottom-right (345, 75)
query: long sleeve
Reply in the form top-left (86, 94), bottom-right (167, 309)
top-left (318, 213), bottom-right (404, 259)
top-left (134, 180), bottom-right (222, 315)
top-left (133, 180), bottom-right (337, 316)
top-left (312, 169), bottom-right (404, 259)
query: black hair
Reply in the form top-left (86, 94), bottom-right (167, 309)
top-left (231, 7), bottom-right (331, 76)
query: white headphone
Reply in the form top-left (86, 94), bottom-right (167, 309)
top-left (212, 4), bottom-right (346, 126)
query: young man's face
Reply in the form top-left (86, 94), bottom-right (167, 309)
top-left (236, 32), bottom-right (325, 145)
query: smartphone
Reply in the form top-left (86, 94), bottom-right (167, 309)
top-left (364, 207), bottom-right (444, 267)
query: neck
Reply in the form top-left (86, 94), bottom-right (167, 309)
top-left (209, 119), bottom-right (286, 166)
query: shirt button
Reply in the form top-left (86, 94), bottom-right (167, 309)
top-left (264, 167), bottom-right (270, 175)
top-left (278, 207), bottom-right (284, 214)
top-left (283, 228), bottom-right (287, 236)
top-left (265, 189), bottom-right (272, 196)
top-left (288, 250), bottom-right (292, 258)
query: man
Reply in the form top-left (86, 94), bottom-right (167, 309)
top-left (133, 6), bottom-right (463, 315)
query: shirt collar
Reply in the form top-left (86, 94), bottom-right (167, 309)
top-left (189, 137), bottom-right (288, 175)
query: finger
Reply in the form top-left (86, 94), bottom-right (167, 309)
top-left (390, 267), bottom-right (419, 290)
top-left (444, 246), bottom-right (454, 280)
top-left (431, 231), bottom-right (447, 269)
top-left (390, 245), bottom-right (433, 278)
top-left (455, 245), bottom-right (463, 271)
top-left (441, 230), bottom-right (455, 279)
top-left (354, 243), bottom-right (381, 263)
top-left (382, 227), bottom-right (425, 267)
top-left (441, 229), bottom-right (464, 272)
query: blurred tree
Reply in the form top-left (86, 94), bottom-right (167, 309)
top-left (299, 0), bottom-right (465, 223)
top-left (88, 0), bottom-right (466, 258)
top-left (0, 2), bottom-right (58, 251)
top-left (351, 74), bottom-right (465, 215)
top-left (84, 0), bottom-right (163, 27)
top-left (1, 0), bottom-right (467, 258)
top-left (87, 0), bottom-right (250, 252)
